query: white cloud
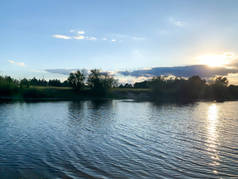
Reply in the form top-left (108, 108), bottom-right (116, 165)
top-left (52, 34), bottom-right (72, 39)
top-left (226, 73), bottom-right (238, 85)
top-left (8, 60), bottom-right (25, 67)
top-left (195, 52), bottom-right (238, 68)
top-left (77, 31), bottom-right (85, 34)
top-left (8, 60), bottom-right (15, 64)
top-left (116, 75), bottom-right (152, 84)
top-left (73, 35), bottom-right (85, 40)
top-left (169, 17), bottom-right (185, 27)
top-left (53, 30), bottom-right (144, 43)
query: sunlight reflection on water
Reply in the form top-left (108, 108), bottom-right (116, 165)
top-left (0, 101), bottom-right (238, 178)
top-left (207, 103), bottom-right (220, 174)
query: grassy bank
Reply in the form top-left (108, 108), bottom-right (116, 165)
top-left (0, 86), bottom-right (151, 101)
top-left (1, 86), bottom-right (238, 102)
top-left (2, 74), bottom-right (238, 102)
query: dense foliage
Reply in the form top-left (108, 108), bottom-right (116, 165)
top-left (0, 76), bottom-right (19, 96)
top-left (137, 75), bottom-right (238, 102)
top-left (68, 70), bottom-right (85, 90)
top-left (1, 72), bottom-right (238, 101)
top-left (0, 69), bottom-right (118, 98)
top-left (66, 69), bottom-right (117, 95)
top-left (119, 83), bottom-right (133, 88)
top-left (18, 78), bottom-right (70, 87)
top-left (87, 69), bottom-right (117, 96)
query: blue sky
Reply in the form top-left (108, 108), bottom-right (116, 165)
top-left (1, 0), bottom-right (238, 81)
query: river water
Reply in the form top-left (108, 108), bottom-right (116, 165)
top-left (0, 100), bottom-right (237, 178)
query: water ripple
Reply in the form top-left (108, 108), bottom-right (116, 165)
top-left (0, 100), bottom-right (238, 178)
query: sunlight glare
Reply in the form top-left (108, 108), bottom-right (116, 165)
top-left (207, 103), bottom-right (218, 143)
top-left (206, 103), bottom-right (221, 169)
top-left (196, 52), bottom-right (234, 67)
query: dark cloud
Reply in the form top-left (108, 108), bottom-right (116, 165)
top-left (46, 65), bottom-right (238, 80)
top-left (45, 69), bottom-right (89, 76)
top-left (45, 69), bottom-right (108, 76)
top-left (45, 69), bottom-right (76, 75)
top-left (119, 65), bottom-right (238, 78)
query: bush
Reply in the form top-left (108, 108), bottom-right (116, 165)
top-left (22, 88), bottom-right (48, 98)
top-left (0, 76), bottom-right (19, 96)
top-left (87, 69), bottom-right (117, 96)
top-left (68, 70), bottom-right (85, 90)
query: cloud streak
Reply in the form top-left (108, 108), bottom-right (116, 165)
top-left (52, 34), bottom-right (72, 39)
top-left (52, 30), bottom-right (145, 43)
top-left (119, 65), bottom-right (238, 78)
top-left (46, 65), bottom-right (238, 84)
top-left (8, 60), bottom-right (25, 67)
top-left (46, 65), bottom-right (238, 78)
top-left (53, 31), bottom-right (100, 41)
top-left (77, 31), bottom-right (85, 34)
top-left (73, 35), bottom-right (85, 40)
top-left (45, 69), bottom-right (77, 75)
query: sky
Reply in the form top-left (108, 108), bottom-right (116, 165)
top-left (1, 0), bottom-right (238, 82)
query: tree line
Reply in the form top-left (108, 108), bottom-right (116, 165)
top-left (19, 78), bottom-right (70, 88)
top-left (134, 75), bottom-right (238, 101)
top-left (67, 69), bottom-right (117, 95)
top-left (0, 69), bottom-right (117, 96)
top-left (1, 69), bottom-right (238, 101)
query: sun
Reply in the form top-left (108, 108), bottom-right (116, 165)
top-left (196, 53), bottom-right (234, 67)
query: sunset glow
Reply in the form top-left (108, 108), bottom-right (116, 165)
top-left (196, 53), bottom-right (234, 67)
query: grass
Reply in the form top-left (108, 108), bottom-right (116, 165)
top-left (0, 86), bottom-right (151, 101)
top-left (21, 86), bottom-right (82, 100)
top-left (112, 88), bottom-right (150, 92)
top-left (32, 86), bottom-right (71, 90)
top-left (109, 88), bottom-right (151, 100)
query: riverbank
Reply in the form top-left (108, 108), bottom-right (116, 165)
top-left (1, 86), bottom-right (238, 102)
top-left (0, 86), bottom-right (151, 101)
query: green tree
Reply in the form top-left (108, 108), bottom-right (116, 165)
top-left (87, 69), bottom-right (116, 96)
top-left (68, 70), bottom-right (85, 90)
top-left (214, 76), bottom-right (228, 87)
top-left (0, 76), bottom-right (19, 96)
top-left (20, 78), bottom-right (30, 88)
top-left (212, 76), bottom-right (229, 100)
top-left (48, 79), bottom-right (62, 87)
top-left (181, 76), bottom-right (206, 100)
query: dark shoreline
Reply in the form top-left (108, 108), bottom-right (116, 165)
top-left (1, 93), bottom-right (237, 103)
top-left (2, 75), bottom-right (238, 103)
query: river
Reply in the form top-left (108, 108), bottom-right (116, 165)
top-left (0, 100), bottom-right (237, 178)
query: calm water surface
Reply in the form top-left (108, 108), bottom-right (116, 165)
top-left (0, 100), bottom-right (238, 178)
